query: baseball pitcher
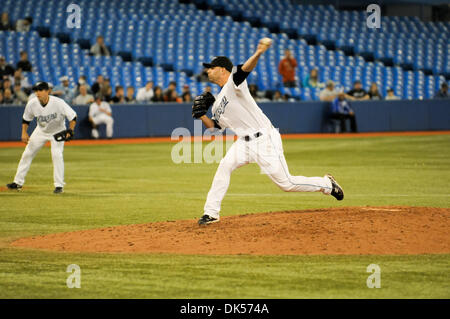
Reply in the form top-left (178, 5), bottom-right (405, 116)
top-left (192, 38), bottom-right (344, 225)
top-left (6, 82), bottom-right (77, 194)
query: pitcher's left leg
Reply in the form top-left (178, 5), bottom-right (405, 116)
top-left (50, 138), bottom-right (65, 188)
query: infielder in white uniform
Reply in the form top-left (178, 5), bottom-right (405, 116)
top-left (89, 94), bottom-right (114, 139)
top-left (6, 82), bottom-right (77, 194)
top-left (195, 39), bottom-right (344, 225)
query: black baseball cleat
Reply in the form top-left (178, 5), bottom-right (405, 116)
top-left (326, 174), bottom-right (344, 200)
top-left (6, 182), bottom-right (22, 190)
top-left (53, 187), bottom-right (64, 194)
top-left (198, 215), bottom-right (219, 225)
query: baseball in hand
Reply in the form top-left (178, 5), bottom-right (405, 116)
top-left (260, 38), bottom-right (272, 46)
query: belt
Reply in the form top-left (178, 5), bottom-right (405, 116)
top-left (244, 132), bottom-right (262, 141)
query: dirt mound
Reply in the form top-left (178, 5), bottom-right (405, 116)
top-left (11, 206), bottom-right (450, 255)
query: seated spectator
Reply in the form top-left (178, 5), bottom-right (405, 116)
top-left (0, 90), bottom-right (3, 104)
top-left (74, 75), bottom-right (91, 96)
top-left (136, 81), bottom-right (154, 102)
top-left (103, 85), bottom-right (113, 102)
top-left (0, 12), bottom-right (14, 31)
top-left (15, 16), bottom-right (33, 32)
top-left (13, 82), bottom-right (28, 104)
top-left (278, 49), bottom-right (297, 87)
top-left (181, 85), bottom-right (192, 102)
top-left (90, 36), bottom-right (110, 57)
top-left (2, 88), bottom-right (15, 104)
top-left (16, 51), bottom-right (32, 72)
top-left (125, 86), bottom-right (136, 103)
top-left (52, 76), bottom-right (74, 103)
top-left (385, 88), bottom-right (400, 100)
top-left (72, 84), bottom-right (94, 105)
top-left (12, 68), bottom-right (31, 89)
top-left (272, 90), bottom-right (288, 102)
top-left (111, 85), bottom-right (125, 103)
top-left (168, 89), bottom-right (182, 103)
top-left (347, 80), bottom-right (370, 100)
top-left (319, 80), bottom-right (339, 101)
top-left (434, 83), bottom-right (449, 99)
top-left (331, 92), bottom-right (357, 133)
top-left (303, 68), bottom-right (324, 89)
top-left (2, 77), bottom-right (12, 92)
top-left (89, 94), bottom-right (114, 139)
top-left (368, 82), bottom-right (383, 100)
top-left (163, 81), bottom-right (177, 102)
top-left (196, 69), bottom-right (209, 82)
top-left (0, 56), bottom-right (14, 78)
top-left (91, 75), bottom-right (105, 96)
top-left (151, 86), bottom-right (164, 102)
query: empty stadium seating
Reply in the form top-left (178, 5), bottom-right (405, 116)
top-left (0, 0), bottom-right (448, 100)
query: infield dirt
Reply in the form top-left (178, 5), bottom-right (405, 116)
top-left (11, 206), bottom-right (450, 255)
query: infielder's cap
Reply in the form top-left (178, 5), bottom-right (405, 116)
top-left (203, 56), bottom-right (233, 72)
top-left (32, 81), bottom-right (50, 91)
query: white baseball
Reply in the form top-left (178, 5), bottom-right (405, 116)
top-left (260, 38), bottom-right (272, 46)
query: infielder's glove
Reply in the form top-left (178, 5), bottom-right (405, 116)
top-left (53, 129), bottom-right (74, 142)
top-left (192, 92), bottom-right (215, 119)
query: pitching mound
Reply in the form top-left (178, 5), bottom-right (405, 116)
top-left (11, 206), bottom-right (450, 255)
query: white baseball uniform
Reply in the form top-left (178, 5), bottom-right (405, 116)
top-left (89, 101), bottom-right (114, 138)
top-left (13, 95), bottom-right (77, 188)
top-left (203, 65), bottom-right (333, 219)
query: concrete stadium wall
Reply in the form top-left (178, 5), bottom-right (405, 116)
top-left (0, 99), bottom-right (449, 141)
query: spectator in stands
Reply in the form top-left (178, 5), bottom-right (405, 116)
top-left (249, 84), bottom-right (258, 99)
top-left (272, 90), bottom-right (288, 102)
top-left (12, 69), bottom-right (30, 89)
top-left (303, 68), bottom-right (324, 89)
top-left (103, 85), bottom-right (113, 102)
top-left (72, 84), bottom-right (94, 105)
top-left (278, 49), bottom-right (297, 87)
top-left (385, 88), bottom-right (399, 100)
top-left (163, 81), bottom-right (178, 102)
top-left (15, 16), bottom-right (33, 32)
top-left (196, 69), bottom-right (209, 82)
top-left (0, 90), bottom-right (3, 104)
top-left (0, 56), bottom-right (14, 78)
top-left (434, 83), bottom-right (449, 99)
top-left (347, 80), bottom-right (370, 100)
top-left (319, 80), bottom-right (339, 102)
top-left (0, 12), bottom-right (14, 31)
top-left (2, 88), bottom-right (15, 104)
top-left (90, 36), bottom-right (110, 57)
top-left (91, 75), bottom-right (105, 96)
top-left (125, 86), bottom-right (136, 103)
top-left (74, 75), bottom-right (90, 95)
top-left (136, 81), bottom-right (154, 102)
top-left (16, 51), bottom-right (32, 72)
top-left (89, 94), bottom-right (114, 139)
top-left (13, 82), bottom-right (28, 104)
top-left (151, 86), bottom-right (164, 102)
top-left (112, 85), bottom-right (125, 104)
top-left (53, 76), bottom-right (74, 103)
top-left (169, 90), bottom-right (183, 103)
top-left (331, 92), bottom-right (357, 133)
top-left (181, 84), bottom-right (192, 102)
top-left (368, 82), bottom-right (383, 100)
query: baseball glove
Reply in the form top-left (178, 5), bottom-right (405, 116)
top-left (53, 129), bottom-right (74, 142)
top-left (192, 92), bottom-right (215, 119)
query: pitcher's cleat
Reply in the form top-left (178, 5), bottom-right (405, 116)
top-left (198, 215), bottom-right (219, 225)
top-left (6, 182), bottom-right (22, 191)
top-left (326, 174), bottom-right (344, 200)
top-left (53, 187), bottom-right (64, 194)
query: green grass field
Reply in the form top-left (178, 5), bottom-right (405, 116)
top-left (0, 134), bottom-right (449, 298)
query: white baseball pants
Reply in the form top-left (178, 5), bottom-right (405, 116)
top-left (204, 128), bottom-right (333, 219)
top-left (14, 128), bottom-right (65, 188)
top-left (91, 114), bottom-right (114, 138)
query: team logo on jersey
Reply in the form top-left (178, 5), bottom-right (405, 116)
top-left (213, 96), bottom-right (229, 121)
top-left (37, 113), bottom-right (57, 126)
